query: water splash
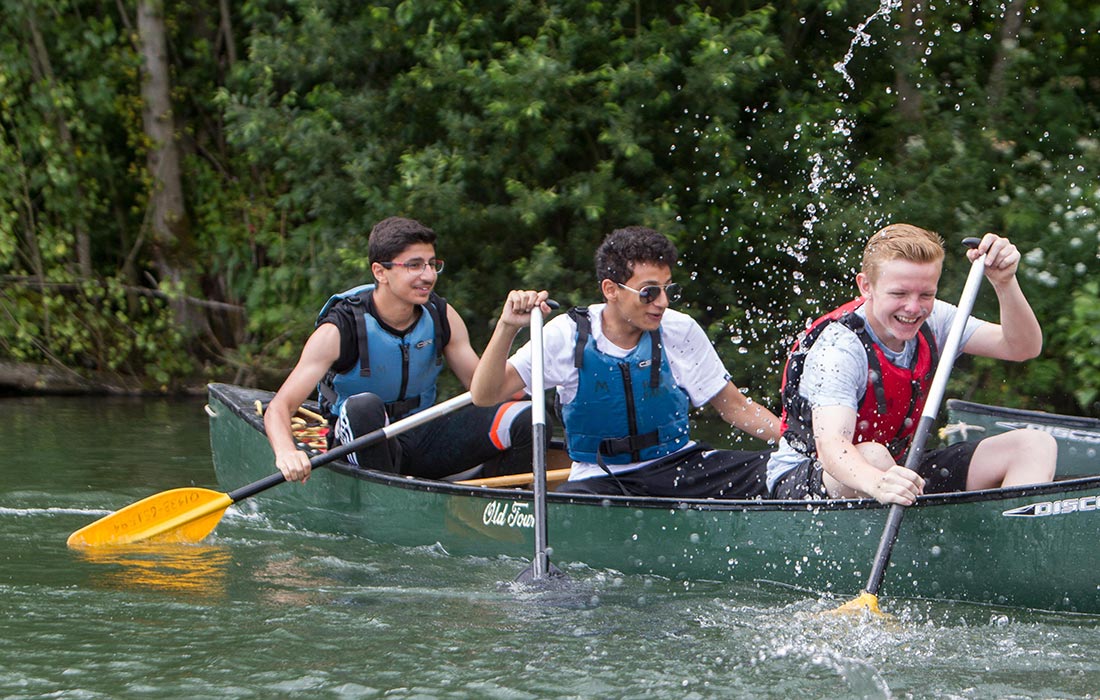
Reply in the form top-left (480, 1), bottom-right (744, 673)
top-left (833, 0), bottom-right (903, 91)
top-left (797, 3), bottom-right (898, 286)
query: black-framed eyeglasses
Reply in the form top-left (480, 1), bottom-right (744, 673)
top-left (617, 281), bottom-right (682, 304)
top-left (378, 258), bottom-right (445, 274)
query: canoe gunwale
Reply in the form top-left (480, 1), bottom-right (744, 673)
top-left (947, 398), bottom-right (1100, 431)
top-left (209, 382), bottom-right (1100, 514)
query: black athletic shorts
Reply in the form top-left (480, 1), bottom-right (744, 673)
top-left (334, 393), bottom-right (533, 480)
top-left (770, 440), bottom-right (981, 500)
top-left (556, 445), bottom-right (772, 499)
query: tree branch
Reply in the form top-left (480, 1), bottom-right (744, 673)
top-left (0, 275), bottom-right (245, 314)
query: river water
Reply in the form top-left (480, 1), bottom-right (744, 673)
top-left (2, 394), bottom-right (1097, 699)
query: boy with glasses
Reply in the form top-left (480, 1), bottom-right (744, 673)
top-left (265, 216), bottom-right (532, 483)
top-left (471, 225), bottom-right (781, 497)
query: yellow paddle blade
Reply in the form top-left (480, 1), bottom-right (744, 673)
top-left (829, 590), bottom-right (888, 618)
top-left (67, 487), bottom-right (234, 548)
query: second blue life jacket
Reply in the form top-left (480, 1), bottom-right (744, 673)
top-left (561, 307), bottom-right (691, 465)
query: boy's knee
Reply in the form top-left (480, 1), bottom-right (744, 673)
top-left (338, 393), bottom-right (399, 472)
top-left (343, 393), bottom-right (387, 430)
top-left (977, 429), bottom-right (1057, 485)
top-left (1019, 429), bottom-right (1057, 477)
top-left (489, 400), bottom-right (533, 451)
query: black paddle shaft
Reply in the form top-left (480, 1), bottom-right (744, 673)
top-left (228, 393), bottom-right (474, 503)
top-left (517, 299), bottom-right (566, 584)
top-left (863, 237), bottom-right (984, 597)
top-left (226, 426), bottom-right (383, 502)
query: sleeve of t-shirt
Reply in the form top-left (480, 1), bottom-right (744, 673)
top-left (928, 299), bottom-right (986, 355)
top-left (662, 312), bottom-right (733, 407)
top-left (506, 313), bottom-right (578, 398)
top-left (320, 302), bottom-right (359, 374)
top-left (799, 323), bottom-right (869, 411)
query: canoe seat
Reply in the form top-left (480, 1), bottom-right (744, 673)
top-left (457, 467), bottom-right (572, 490)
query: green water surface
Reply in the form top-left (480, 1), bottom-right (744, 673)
top-left (1, 395), bottom-right (1097, 699)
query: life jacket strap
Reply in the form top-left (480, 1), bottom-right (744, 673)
top-left (423, 297), bottom-right (444, 367)
top-left (569, 306), bottom-right (590, 368)
top-left (385, 396), bottom-right (422, 421)
top-left (597, 430), bottom-right (660, 459)
top-left (348, 294), bottom-right (372, 378)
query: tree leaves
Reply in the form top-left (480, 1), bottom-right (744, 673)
top-left (3, 0), bottom-right (1099, 412)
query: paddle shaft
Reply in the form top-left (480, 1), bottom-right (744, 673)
top-left (529, 304), bottom-right (551, 579)
top-left (863, 238), bottom-right (985, 596)
top-left (228, 391), bottom-right (474, 502)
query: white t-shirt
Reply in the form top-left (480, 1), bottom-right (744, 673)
top-left (764, 299), bottom-right (986, 490)
top-left (508, 304), bottom-right (731, 480)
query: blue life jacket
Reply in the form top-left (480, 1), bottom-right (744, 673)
top-left (316, 284), bottom-right (444, 420)
top-left (561, 307), bottom-right (691, 465)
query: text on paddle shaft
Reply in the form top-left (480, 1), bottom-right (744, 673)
top-left (483, 501), bottom-right (535, 529)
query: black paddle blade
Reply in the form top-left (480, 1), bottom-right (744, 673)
top-left (514, 559), bottom-right (568, 586)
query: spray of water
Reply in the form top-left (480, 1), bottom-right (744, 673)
top-left (833, 0), bottom-right (903, 91)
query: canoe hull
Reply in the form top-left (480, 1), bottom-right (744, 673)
top-left (208, 384), bottom-right (1100, 614)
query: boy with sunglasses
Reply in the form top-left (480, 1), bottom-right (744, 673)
top-left (265, 216), bottom-right (532, 483)
top-left (471, 226), bottom-right (781, 497)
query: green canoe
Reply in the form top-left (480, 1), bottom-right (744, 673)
top-left (207, 383), bottom-right (1100, 614)
top-left (946, 398), bottom-right (1100, 479)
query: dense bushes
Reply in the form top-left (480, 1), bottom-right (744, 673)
top-left (2, 1), bottom-right (1098, 413)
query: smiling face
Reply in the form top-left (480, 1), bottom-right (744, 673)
top-left (603, 261), bottom-right (673, 337)
top-left (372, 242), bottom-right (438, 306)
top-left (857, 258), bottom-right (941, 352)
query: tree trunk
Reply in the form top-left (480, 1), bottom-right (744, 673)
top-left (218, 0), bottom-right (237, 67)
top-left (988, 0), bottom-right (1028, 112)
top-left (137, 0), bottom-right (194, 333)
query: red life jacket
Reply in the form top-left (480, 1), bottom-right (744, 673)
top-left (779, 298), bottom-right (939, 460)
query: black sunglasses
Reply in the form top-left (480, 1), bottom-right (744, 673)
top-left (617, 282), bottom-right (682, 304)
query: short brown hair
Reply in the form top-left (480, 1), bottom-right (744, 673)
top-left (861, 223), bottom-right (945, 282)
top-left (368, 217), bottom-right (437, 263)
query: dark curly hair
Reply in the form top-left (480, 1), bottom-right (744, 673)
top-left (369, 217), bottom-right (437, 263)
top-left (594, 226), bottom-right (678, 284)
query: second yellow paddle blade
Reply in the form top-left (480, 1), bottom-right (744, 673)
top-left (67, 487), bottom-right (233, 548)
top-left (830, 590), bottom-right (887, 617)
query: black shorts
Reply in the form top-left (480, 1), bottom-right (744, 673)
top-left (770, 440), bottom-right (980, 499)
top-left (335, 393), bottom-right (533, 480)
top-left (556, 445), bottom-right (772, 499)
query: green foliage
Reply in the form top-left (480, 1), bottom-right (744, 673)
top-left (2, 0), bottom-right (1100, 416)
top-left (1063, 282), bottom-right (1100, 411)
top-left (0, 276), bottom-right (194, 386)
